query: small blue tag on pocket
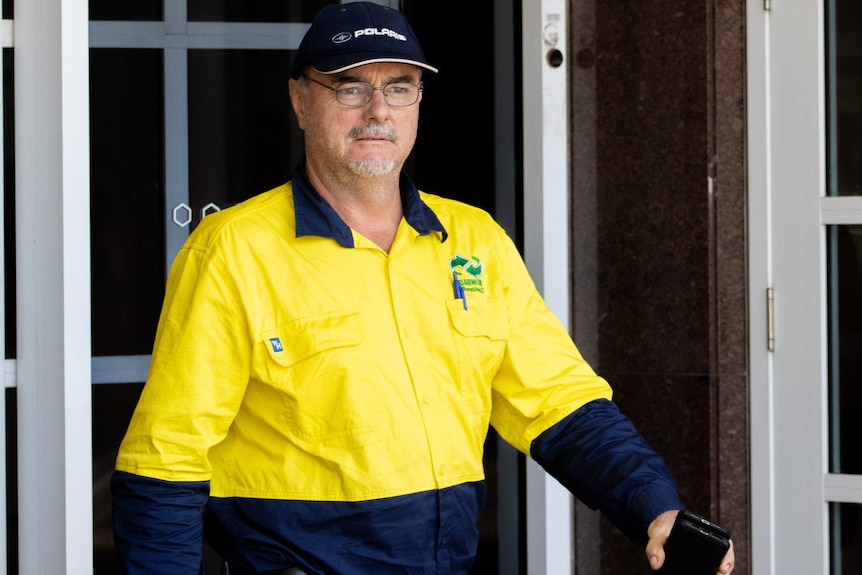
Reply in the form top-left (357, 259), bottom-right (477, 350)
top-left (269, 337), bottom-right (283, 352)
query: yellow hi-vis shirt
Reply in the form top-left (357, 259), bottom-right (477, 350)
top-left (116, 176), bottom-right (612, 502)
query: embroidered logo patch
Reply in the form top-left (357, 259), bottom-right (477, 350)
top-left (449, 254), bottom-right (485, 293)
top-left (269, 337), bottom-right (284, 353)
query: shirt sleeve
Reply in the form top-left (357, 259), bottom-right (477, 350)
top-left (530, 398), bottom-right (684, 546)
top-left (110, 471), bottom-right (210, 574)
top-left (115, 240), bottom-right (251, 481)
top-left (484, 223), bottom-right (614, 452)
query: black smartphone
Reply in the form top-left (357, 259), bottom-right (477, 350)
top-left (660, 510), bottom-right (731, 575)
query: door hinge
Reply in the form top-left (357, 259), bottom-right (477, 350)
top-left (764, 0), bottom-right (771, 11)
top-left (767, 287), bottom-right (775, 351)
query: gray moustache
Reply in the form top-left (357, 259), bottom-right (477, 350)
top-left (349, 125), bottom-right (396, 141)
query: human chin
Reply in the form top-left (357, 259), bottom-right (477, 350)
top-left (347, 158), bottom-right (398, 178)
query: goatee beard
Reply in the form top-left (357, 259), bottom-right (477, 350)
top-left (347, 159), bottom-right (398, 178)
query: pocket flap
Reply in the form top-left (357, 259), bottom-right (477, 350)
top-left (447, 300), bottom-right (510, 340)
top-left (261, 309), bottom-right (364, 367)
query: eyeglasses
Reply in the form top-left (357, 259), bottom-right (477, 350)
top-left (301, 74), bottom-right (423, 108)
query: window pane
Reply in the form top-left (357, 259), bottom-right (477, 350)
top-left (827, 0), bottom-right (862, 196)
top-left (188, 50), bottom-right (300, 223)
top-left (828, 226), bottom-right (862, 473)
top-left (832, 503), bottom-right (862, 575)
top-left (89, 1), bottom-right (161, 22)
top-left (402, 1), bottom-right (497, 213)
top-left (6, 388), bottom-right (17, 573)
top-left (188, 0), bottom-right (332, 23)
top-left (89, 49), bottom-right (165, 356)
top-left (93, 383), bottom-right (143, 574)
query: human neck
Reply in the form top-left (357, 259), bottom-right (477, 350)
top-left (306, 162), bottom-right (404, 253)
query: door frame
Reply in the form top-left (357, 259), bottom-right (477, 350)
top-left (2, 0), bottom-right (576, 572)
top-left (521, 0), bottom-right (576, 574)
top-left (747, 1), bottom-right (829, 573)
top-left (12, 0), bottom-right (94, 573)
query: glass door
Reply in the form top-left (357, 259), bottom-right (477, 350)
top-left (749, 1), bottom-right (862, 573)
top-left (88, 1), bottom-right (515, 573)
top-left (89, 5), bottom-right (313, 571)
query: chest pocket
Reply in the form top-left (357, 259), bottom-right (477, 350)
top-left (259, 309), bottom-right (370, 442)
top-left (261, 309), bottom-right (364, 368)
top-left (447, 299), bottom-right (509, 411)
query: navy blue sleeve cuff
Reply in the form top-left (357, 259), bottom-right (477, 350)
top-left (110, 470), bottom-right (210, 574)
top-left (530, 399), bottom-right (684, 546)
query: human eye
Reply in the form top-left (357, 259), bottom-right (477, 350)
top-left (385, 83), bottom-right (414, 96)
top-left (337, 83), bottom-right (368, 98)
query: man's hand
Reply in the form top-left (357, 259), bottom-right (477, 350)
top-left (645, 510), bottom-right (735, 574)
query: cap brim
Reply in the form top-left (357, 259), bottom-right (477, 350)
top-left (312, 55), bottom-right (438, 75)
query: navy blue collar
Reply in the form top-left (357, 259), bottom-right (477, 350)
top-left (292, 162), bottom-right (447, 248)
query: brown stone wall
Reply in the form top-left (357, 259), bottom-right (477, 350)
top-left (570, 1), bottom-right (749, 573)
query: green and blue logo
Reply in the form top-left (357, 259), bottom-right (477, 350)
top-left (449, 254), bottom-right (485, 293)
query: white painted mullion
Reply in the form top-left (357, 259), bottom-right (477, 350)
top-left (764, 0), bottom-right (830, 574)
top-left (3, 361), bottom-right (13, 388)
top-left (89, 21), bottom-right (308, 50)
top-left (92, 355), bottom-right (151, 384)
top-left (60, 1), bottom-right (94, 570)
top-left (820, 196), bottom-right (862, 224)
top-left (747, 2), bottom-right (775, 574)
top-left (164, 0), bottom-right (187, 35)
top-left (0, 20), bottom-right (12, 47)
top-left (825, 474), bottom-right (862, 504)
top-left (164, 47), bottom-right (191, 271)
top-left (14, 0), bottom-right (92, 573)
top-left (522, 0), bottom-right (573, 574)
top-left (362, 0), bottom-right (400, 8)
top-left (0, 12), bottom-right (7, 574)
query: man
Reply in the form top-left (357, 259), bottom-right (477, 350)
top-left (111, 3), bottom-right (735, 574)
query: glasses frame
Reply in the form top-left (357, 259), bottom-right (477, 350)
top-left (300, 74), bottom-right (424, 108)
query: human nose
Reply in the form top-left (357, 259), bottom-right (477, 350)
top-left (365, 88), bottom-right (391, 119)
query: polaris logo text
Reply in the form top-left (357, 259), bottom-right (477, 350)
top-left (354, 27), bottom-right (407, 41)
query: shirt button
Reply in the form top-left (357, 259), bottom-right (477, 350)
top-left (422, 394), bottom-right (431, 404)
top-left (404, 327), bottom-right (413, 337)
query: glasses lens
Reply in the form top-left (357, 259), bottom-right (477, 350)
top-left (335, 83), bottom-right (373, 106)
top-left (334, 82), bottom-right (421, 107)
top-left (383, 83), bottom-right (420, 107)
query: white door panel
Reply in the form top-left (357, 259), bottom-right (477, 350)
top-left (749, 1), bottom-right (862, 573)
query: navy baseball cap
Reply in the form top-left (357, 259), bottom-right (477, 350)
top-left (290, 2), bottom-right (438, 79)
